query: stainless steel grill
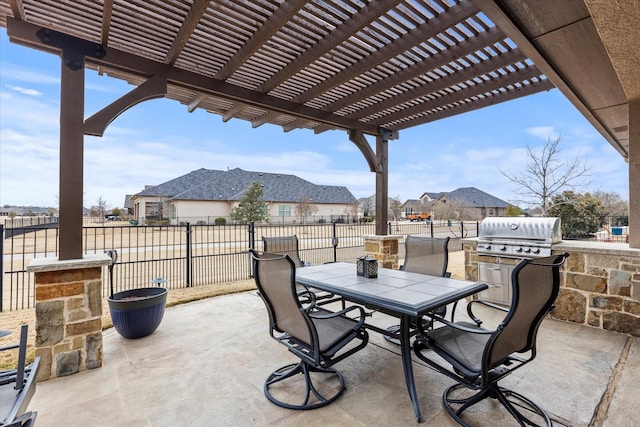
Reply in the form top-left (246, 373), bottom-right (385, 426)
top-left (477, 217), bottom-right (562, 258)
top-left (476, 217), bottom-right (562, 305)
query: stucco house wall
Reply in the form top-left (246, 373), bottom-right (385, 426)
top-left (131, 168), bottom-right (357, 225)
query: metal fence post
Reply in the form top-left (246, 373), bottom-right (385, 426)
top-left (248, 221), bottom-right (255, 277)
top-left (430, 221), bottom-right (434, 238)
top-left (0, 224), bottom-right (3, 312)
top-left (332, 222), bottom-right (338, 262)
top-left (185, 222), bottom-right (192, 287)
top-left (249, 221), bottom-right (255, 250)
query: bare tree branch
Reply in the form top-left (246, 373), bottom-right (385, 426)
top-left (499, 136), bottom-right (591, 214)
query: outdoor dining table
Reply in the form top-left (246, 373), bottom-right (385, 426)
top-left (295, 261), bottom-right (488, 423)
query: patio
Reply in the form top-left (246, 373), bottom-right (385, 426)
top-left (28, 289), bottom-right (639, 426)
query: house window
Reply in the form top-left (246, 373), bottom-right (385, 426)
top-left (278, 205), bottom-right (291, 217)
top-left (488, 208), bottom-right (495, 216)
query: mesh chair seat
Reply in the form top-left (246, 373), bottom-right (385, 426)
top-left (414, 253), bottom-right (569, 426)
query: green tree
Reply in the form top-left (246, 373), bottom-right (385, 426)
top-left (505, 205), bottom-right (525, 217)
top-left (547, 191), bottom-right (608, 238)
top-left (231, 181), bottom-right (269, 224)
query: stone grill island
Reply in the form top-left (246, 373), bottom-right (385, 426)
top-left (463, 239), bottom-right (640, 337)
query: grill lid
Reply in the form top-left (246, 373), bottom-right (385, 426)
top-left (478, 217), bottom-right (562, 244)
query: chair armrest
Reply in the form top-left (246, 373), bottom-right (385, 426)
top-left (297, 289), bottom-right (318, 309)
top-left (309, 305), bottom-right (367, 328)
top-left (464, 299), bottom-right (509, 326)
top-left (425, 312), bottom-right (495, 335)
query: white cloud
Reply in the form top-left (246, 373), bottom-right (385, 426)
top-left (0, 63), bottom-right (59, 85)
top-left (525, 126), bottom-right (558, 140)
top-left (7, 84), bottom-right (42, 96)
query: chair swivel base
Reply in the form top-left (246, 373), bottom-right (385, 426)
top-left (383, 324), bottom-right (403, 346)
top-left (443, 383), bottom-right (552, 427)
top-left (264, 361), bottom-right (346, 410)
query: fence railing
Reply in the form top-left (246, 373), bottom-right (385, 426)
top-left (1, 220), bottom-right (477, 312)
top-left (2, 216), bottom-right (629, 311)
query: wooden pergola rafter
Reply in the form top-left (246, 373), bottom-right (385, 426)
top-left (0, 0), bottom-right (637, 257)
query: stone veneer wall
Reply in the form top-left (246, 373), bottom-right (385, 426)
top-left (462, 239), bottom-right (640, 337)
top-left (27, 254), bottom-right (111, 381)
top-left (364, 235), bottom-right (400, 270)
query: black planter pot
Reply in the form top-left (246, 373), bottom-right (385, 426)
top-left (107, 287), bottom-right (168, 339)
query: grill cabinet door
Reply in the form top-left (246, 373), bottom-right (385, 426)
top-left (477, 262), bottom-right (512, 305)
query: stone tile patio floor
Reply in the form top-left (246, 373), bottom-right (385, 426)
top-left (26, 289), bottom-right (640, 427)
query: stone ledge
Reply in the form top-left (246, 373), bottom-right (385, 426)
top-left (27, 253), bottom-right (112, 272)
top-left (362, 234), bottom-right (400, 241)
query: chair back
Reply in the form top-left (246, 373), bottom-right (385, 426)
top-left (484, 253), bottom-right (568, 373)
top-left (262, 235), bottom-right (304, 267)
top-left (250, 250), bottom-right (312, 345)
top-left (403, 235), bottom-right (450, 277)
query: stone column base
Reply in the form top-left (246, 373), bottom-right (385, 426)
top-left (364, 235), bottom-right (400, 270)
top-left (27, 254), bottom-right (111, 381)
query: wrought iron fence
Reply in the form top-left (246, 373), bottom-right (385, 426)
top-left (1, 220), bottom-right (478, 312)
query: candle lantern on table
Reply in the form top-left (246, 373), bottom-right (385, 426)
top-left (357, 256), bottom-right (378, 278)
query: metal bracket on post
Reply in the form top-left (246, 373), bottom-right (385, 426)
top-left (379, 128), bottom-right (399, 142)
top-left (36, 27), bottom-right (106, 70)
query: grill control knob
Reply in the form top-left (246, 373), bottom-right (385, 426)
top-left (500, 245), bottom-right (506, 251)
top-left (524, 247), bottom-right (531, 253)
top-left (532, 248), bottom-right (540, 254)
top-left (516, 247), bottom-right (523, 253)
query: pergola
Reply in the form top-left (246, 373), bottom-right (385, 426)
top-left (1, 0), bottom-right (638, 260)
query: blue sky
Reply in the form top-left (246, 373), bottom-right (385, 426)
top-left (0, 28), bottom-right (629, 210)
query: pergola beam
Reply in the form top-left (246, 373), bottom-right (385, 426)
top-left (347, 48), bottom-right (528, 120)
top-left (214, 0), bottom-right (307, 80)
top-left (6, 18), bottom-right (379, 135)
top-left (325, 26), bottom-right (508, 114)
top-left (375, 63), bottom-right (543, 126)
top-left (391, 79), bottom-right (554, 130)
top-left (258, 0), bottom-right (402, 93)
top-left (294, 0), bottom-right (479, 104)
top-left (164, 0), bottom-right (210, 65)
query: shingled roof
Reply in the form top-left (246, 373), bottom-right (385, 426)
top-left (135, 168), bottom-right (356, 204)
top-left (438, 187), bottom-right (510, 208)
top-left (404, 187), bottom-right (510, 209)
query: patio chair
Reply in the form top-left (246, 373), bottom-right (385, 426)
top-left (262, 235), bottom-right (337, 304)
top-left (384, 236), bottom-right (450, 345)
top-left (413, 253), bottom-right (569, 426)
top-left (1, 324), bottom-right (40, 427)
top-left (262, 235), bottom-right (308, 267)
top-left (249, 249), bottom-right (369, 410)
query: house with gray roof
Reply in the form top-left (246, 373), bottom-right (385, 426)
top-left (130, 168), bottom-right (357, 224)
top-left (402, 187), bottom-right (512, 220)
